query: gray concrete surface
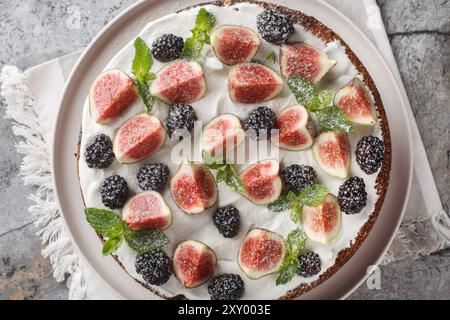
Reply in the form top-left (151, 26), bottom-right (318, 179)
top-left (0, 0), bottom-right (449, 300)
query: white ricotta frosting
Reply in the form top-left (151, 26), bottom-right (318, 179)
top-left (78, 3), bottom-right (382, 300)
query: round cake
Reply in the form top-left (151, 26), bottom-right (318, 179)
top-left (78, 0), bottom-right (391, 300)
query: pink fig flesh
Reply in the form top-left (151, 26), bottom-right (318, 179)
top-left (280, 43), bottom-right (336, 83)
top-left (334, 78), bottom-right (377, 125)
top-left (202, 114), bottom-right (245, 157)
top-left (150, 60), bottom-right (206, 105)
top-left (89, 69), bottom-right (137, 124)
top-left (122, 191), bottom-right (172, 231)
top-left (228, 63), bottom-right (283, 104)
top-left (173, 240), bottom-right (216, 288)
top-left (312, 131), bottom-right (350, 178)
top-left (113, 113), bottom-right (166, 164)
top-left (272, 105), bottom-right (315, 150)
top-left (211, 25), bottom-right (260, 65)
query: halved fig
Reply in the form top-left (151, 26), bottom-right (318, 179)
top-left (271, 105), bottom-right (315, 150)
top-left (334, 78), bottom-right (377, 125)
top-left (89, 69), bottom-right (137, 124)
top-left (280, 43), bottom-right (337, 83)
top-left (202, 114), bottom-right (245, 157)
top-left (228, 63), bottom-right (283, 104)
top-left (302, 193), bottom-right (342, 244)
top-left (150, 60), bottom-right (206, 105)
top-left (238, 228), bottom-right (286, 279)
top-left (211, 25), bottom-right (260, 65)
top-left (173, 240), bottom-right (217, 288)
top-left (122, 191), bottom-right (172, 231)
top-left (312, 131), bottom-right (350, 179)
top-left (170, 162), bottom-right (218, 214)
top-left (239, 160), bottom-right (282, 205)
top-left (113, 113), bottom-right (166, 164)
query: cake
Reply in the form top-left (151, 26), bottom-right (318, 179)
top-left (77, 0), bottom-right (391, 300)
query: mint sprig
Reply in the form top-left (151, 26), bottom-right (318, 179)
top-left (182, 8), bottom-right (216, 60)
top-left (286, 76), bottom-right (353, 133)
top-left (84, 208), bottom-right (168, 256)
top-left (268, 184), bottom-right (329, 223)
top-left (276, 228), bottom-right (308, 285)
top-left (202, 150), bottom-right (244, 194)
top-left (132, 37), bottom-right (156, 113)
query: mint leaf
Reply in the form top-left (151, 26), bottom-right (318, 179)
top-left (316, 106), bottom-right (353, 133)
top-left (202, 150), bottom-right (226, 169)
top-left (135, 79), bottom-right (155, 113)
top-left (265, 51), bottom-right (276, 64)
top-left (276, 228), bottom-right (308, 285)
top-left (182, 8), bottom-right (216, 60)
top-left (298, 184), bottom-right (330, 207)
top-left (309, 89), bottom-right (333, 112)
top-left (102, 236), bottom-right (123, 256)
top-left (268, 194), bottom-right (290, 212)
top-left (84, 208), bottom-right (124, 237)
top-left (223, 165), bottom-right (244, 193)
top-left (286, 76), bottom-right (318, 107)
top-left (124, 227), bottom-right (169, 254)
top-left (132, 37), bottom-right (156, 112)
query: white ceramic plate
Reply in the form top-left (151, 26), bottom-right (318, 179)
top-left (52, 0), bottom-right (413, 299)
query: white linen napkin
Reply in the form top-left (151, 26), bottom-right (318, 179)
top-left (1, 0), bottom-right (448, 300)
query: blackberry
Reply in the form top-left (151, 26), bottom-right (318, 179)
top-left (282, 165), bottom-right (317, 193)
top-left (338, 177), bottom-right (367, 215)
top-left (135, 249), bottom-right (172, 286)
top-left (243, 106), bottom-right (277, 140)
top-left (208, 274), bottom-right (245, 300)
top-left (297, 252), bottom-right (321, 277)
top-left (166, 103), bottom-right (197, 141)
top-left (84, 134), bottom-right (115, 169)
top-left (151, 34), bottom-right (184, 62)
top-left (256, 10), bottom-right (295, 44)
top-left (356, 136), bottom-right (385, 175)
top-left (213, 207), bottom-right (240, 238)
top-left (100, 175), bottom-right (129, 209)
top-left (137, 163), bottom-right (169, 191)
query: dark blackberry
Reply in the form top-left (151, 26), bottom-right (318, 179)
top-left (100, 175), bottom-right (129, 209)
top-left (84, 134), bottom-right (115, 169)
top-left (137, 163), bottom-right (169, 191)
top-left (166, 104), bottom-right (197, 141)
top-left (356, 136), bottom-right (385, 175)
top-left (243, 106), bottom-right (277, 140)
top-left (213, 207), bottom-right (240, 238)
top-left (208, 274), bottom-right (245, 300)
top-left (297, 252), bottom-right (321, 277)
top-left (151, 34), bottom-right (184, 62)
top-left (135, 249), bottom-right (172, 286)
top-left (256, 10), bottom-right (295, 44)
top-left (338, 177), bottom-right (367, 215)
top-left (282, 165), bottom-right (317, 193)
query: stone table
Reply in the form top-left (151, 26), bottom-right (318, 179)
top-left (0, 0), bottom-right (448, 300)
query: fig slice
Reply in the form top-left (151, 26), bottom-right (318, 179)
top-left (228, 63), bottom-right (283, 104)
top-left (173, 240), bottom-right (217, 288)
top-left (312, 131), bottom-right (350, 179)
top-left (271, 105), bottom-right (315, 150)
top-left (170, 162), bottom-right (218, 214)
top-left (211, 25), bottom-right (260, 65)
top-left (238, 228), bottom-right (286, 279)
top-left (122, 191), bottom-right (172, 231)
top-left (302, 193), bottom-right (342, 244)
top-left (334, 78), bottom-right (377, 125)
top-left (113, 113), bottom-right (166, 164)
top-left (89, 69), bottom-right (137, 124)
top-left (201, 114), bottom-right (245, 157)
top-left (150, 60), bottom-right (206, 105)
top-left (239, 160), bottom-right (282, 205)
top-left (280, 43), bottom-right (337, 83)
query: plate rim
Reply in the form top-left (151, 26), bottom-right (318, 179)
top-left (51, 0), bottom-right (413, 300)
